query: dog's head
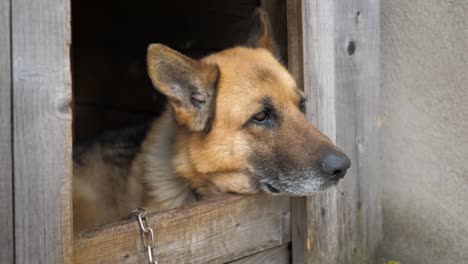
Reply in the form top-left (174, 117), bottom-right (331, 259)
top-left (147, 8), bottom-right (350, 196)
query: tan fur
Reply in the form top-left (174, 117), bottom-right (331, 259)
top-left (171, 48), bottom-right (298, 194)
top-left (73, 111), bottom-right (196, 233)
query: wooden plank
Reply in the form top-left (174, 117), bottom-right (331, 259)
top-left (0, 0), bottom-right (13, 262)
top-left (228, 244), bottom-right (291, 264)
top-left (74, 195), bottom-right (291, 264)
top-left (11, 0), bottom-right (73, 263)
top-left (286, 0), bottom-right (304, 92)
top-left (286, 2), bottom-right (309, 263)
top-left (288, 0), bottom-right (381, 263)
top-left (348, 0), bottom-right (382, 259)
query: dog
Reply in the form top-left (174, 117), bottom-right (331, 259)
top-left (73, 8), bottom-right (351, 233)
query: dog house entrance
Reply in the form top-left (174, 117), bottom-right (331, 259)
top-left (71, 0), bottom-right (291, 263)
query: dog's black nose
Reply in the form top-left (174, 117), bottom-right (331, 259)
top-left (320, 151), bottom-right (351, 180)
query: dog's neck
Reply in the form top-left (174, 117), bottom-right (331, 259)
top-left (132, 109), bottom-right (195, 211)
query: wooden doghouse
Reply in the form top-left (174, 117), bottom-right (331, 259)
top-left (0, 0), bottom-right (380, 263)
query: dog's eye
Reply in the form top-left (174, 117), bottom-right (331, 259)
top-left (252, 110), bottom-right (269, 124)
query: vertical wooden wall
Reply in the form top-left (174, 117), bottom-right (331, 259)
top-left (287, 0), bottom-right (381, 263)
top-left (0, 0), bottom-right (74, 263)
top-left (0, 0), bottom-right (381, 262)
top-left (0, 0), bottom-right (13, 263)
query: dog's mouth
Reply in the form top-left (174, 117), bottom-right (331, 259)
top-left (259, 177), bottom-right (341, 195)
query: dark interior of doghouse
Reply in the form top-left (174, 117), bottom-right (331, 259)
top-left (71, 0), bottom-right (286, 142)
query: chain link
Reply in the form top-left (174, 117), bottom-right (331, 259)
top-left (132, 208), bottom-right (158, 264)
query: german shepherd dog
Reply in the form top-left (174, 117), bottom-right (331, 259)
top-left (73, 8), bottom-right (350, 233)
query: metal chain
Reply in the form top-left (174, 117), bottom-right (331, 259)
top-left (132, 208), bottom-right (158, 264)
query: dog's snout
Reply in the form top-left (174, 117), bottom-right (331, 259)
top-left (320, 151), bottom-right (351, 180)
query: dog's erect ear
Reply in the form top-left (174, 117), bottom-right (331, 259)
top-left (246, 7), bottom-right (279, 57)
top-left (147, 44), bottom-right (219, 132)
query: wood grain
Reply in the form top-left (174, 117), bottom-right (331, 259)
top-left (287, 1), bottom-right (311, 263)
top-left (228, 244), bottom-right (290, 264)
top-left (74, 195), bottom-right (290, 264)
top-left (0, 0), bottom-right (13, 262)
top-left (288, 0), bottom-right (381, 263)
top-left (286, 0), bottom-right (304, 92)
top-left (11, 0), bottom-right (73, 263)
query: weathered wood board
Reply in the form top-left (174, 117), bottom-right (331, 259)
top-left (286, 0), bottom-right (304, 92)
top-left (288, 0), bottom-right (381, 263)
top-left (74, 195), bottom-right (290, 264)
top-left (0, 0), bottom-right (13, 262)
top-left (11, 0), bottom-right (73, 262)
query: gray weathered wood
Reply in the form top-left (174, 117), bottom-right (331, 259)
top-left (11, 0), bottom-right (73, 263)
top-left (0, 0), bottom-right (14, 262)
top-left (228, 244), bottom-right (290, 264)
top-left (288, 0), bottom-right (381, 263)
top-left (74, 195), bottom-right (290, 264)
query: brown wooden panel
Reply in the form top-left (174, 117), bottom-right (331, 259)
top-left (288, 0), bottom-right (381, 263)
top-left (286, 2), bottom-right (308, 263)
top-left (0, 0), bottom-right (13, 262)
top-left (74, 195), bottom-right (290, 264)
top-left (229, 244), bottom-right (291, 264)
top-left (11, 0), bottom-right (73, 262)
top-left (286, 0), bottom-right (304, 91)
